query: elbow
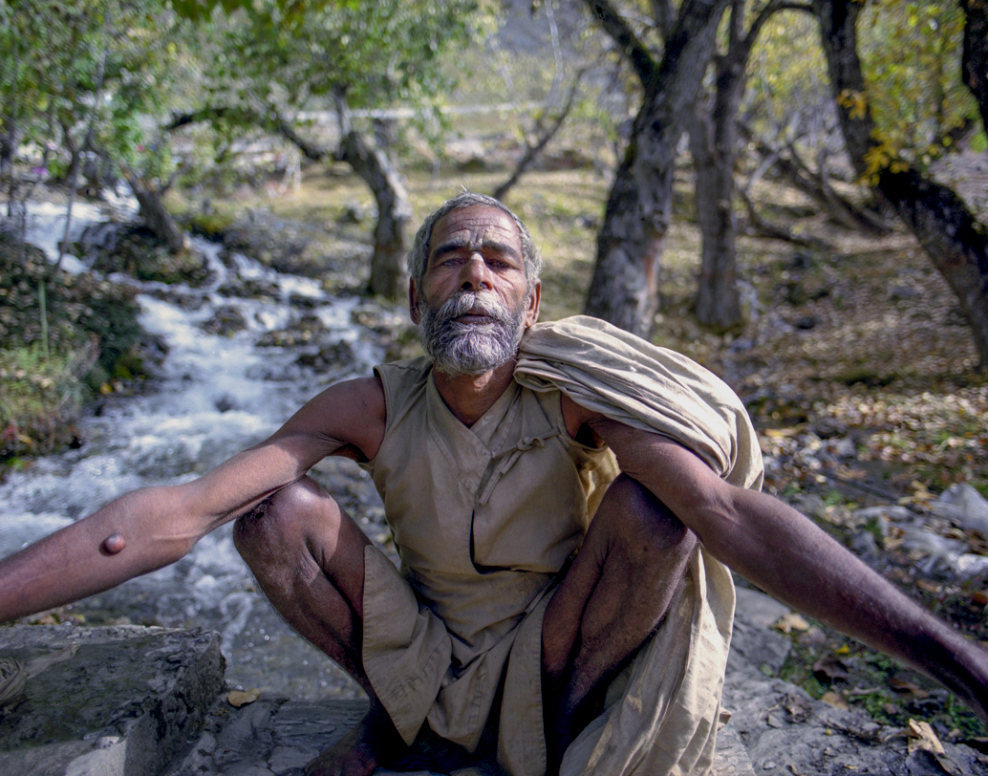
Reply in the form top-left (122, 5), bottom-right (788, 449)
top-left (682, 489), bottom-right (746, 562)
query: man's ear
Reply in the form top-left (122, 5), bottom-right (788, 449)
top-left (524, 281), bottom-right (542, 327)
top-left (409, 279), bottom-right (421, 324)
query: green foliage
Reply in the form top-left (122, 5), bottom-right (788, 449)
top-left (169, 0), bottom-right (357, 25)
top-left (858, 0), bottom-right (978, 176)
top-left (745, 10), bottom-right (828, 135)
top-left (0, 231), bottom-right (143, 382)
top-left (0, 0), bottom-right (193, 186)
top-left (0, 344), bottom-right (89, 460)
top-left (202, 0), bottom-right (478, 114)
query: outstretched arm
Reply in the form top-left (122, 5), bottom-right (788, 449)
top-left (585, 414), bottom-right (988, 724)
top-left (0, 375), bottom-right (386, 623)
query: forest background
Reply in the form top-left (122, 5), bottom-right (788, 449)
top-left (1, 0), bottom-right (988, 748)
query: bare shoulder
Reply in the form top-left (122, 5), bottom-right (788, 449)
top-left (587, 415), bottom-right (725, 493)
top-left (272, 374), bottom-right (387, 462)
top-left (559, 393), bottom-right (603, 441)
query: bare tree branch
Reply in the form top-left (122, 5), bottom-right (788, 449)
top-left (493, 69), bottom-right (587, 201)
top-left (585, 0), bottom-right (657, 86)
top-left (738, 185), bottom-right (829, 248)
top-left (649, 0), bottom-right (676, 40)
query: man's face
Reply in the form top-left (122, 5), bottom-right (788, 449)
top-left (412, 205), bottom-right (541, 377)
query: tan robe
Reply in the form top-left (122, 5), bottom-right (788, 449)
top-left (359, 316), bottom-right (763, 776)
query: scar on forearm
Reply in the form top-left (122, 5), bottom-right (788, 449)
top-left (101, 534), bottom-right (126, 555)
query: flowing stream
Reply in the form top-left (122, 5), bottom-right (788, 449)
top-left (0, 201), bottom-right (395, 700)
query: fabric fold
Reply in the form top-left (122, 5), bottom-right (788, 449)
top-left (516, 315), bottom-right (763, 490)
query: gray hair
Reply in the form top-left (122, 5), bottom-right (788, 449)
top-left (406, 192), bottom-right (543, 296)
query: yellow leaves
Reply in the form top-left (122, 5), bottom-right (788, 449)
top-left (897, 480), bottom-right (936, 507)
top-left (838, 89), bottom-right (868, 120)
top-left (862, 134), bottom-right (910, 184)
top-left (772, 612), bottom-right (811, 634)
top-left (764, 427), bottom-right (800, 438)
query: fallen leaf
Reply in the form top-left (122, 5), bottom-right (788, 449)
top-left (765, 427), bottom-right (800, 438)
top-left (887, 675), bottom-right (929, 699)
top-left (772, 612), bottom-right (810, 634)
top-left (906, 718), bottom-right (945, 755)
top-left (821, 691), bottom-right (849, 710)
top-left (227, 688), bottom-right (261, 708)
top-left (813, 654), bottom-right (850, 682)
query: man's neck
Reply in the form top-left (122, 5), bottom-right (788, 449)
top-left (432, 360), bottom-right (516, 427)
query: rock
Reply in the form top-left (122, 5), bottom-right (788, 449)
top-left (295, 341), bottom-right (357, 372)
top-left (256, 314), bottom-right (328, 349)
top-left (199, 305), bottom-right (249, 337)
top-left (727, 585), bottom-right (793, 677)
top-left (723, 588), bottom-right (988, 776)
top-left (930, 483), bottom-right (988, 536)
top-left (0, 624), bottom-right (224, 776)
top-left (163, 695), bottom-right (756, 776)
top-left (6, 590), bottom-right (987, 776)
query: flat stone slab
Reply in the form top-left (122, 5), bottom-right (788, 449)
top-left (725, 586), bottom-right (988, 776)
top-left (161, 695), bottom-right (755, 776)
top-left (5, 587), bottom-right (988, 775)
top-left (0, 624), bottom-right (224, 776)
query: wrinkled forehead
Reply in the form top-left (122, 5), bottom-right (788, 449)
top-left (428, 206), bottom-right (523, 259)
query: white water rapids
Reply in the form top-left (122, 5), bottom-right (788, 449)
top-left (0, 201), bottom-right (394, 699)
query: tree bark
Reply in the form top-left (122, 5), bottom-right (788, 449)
top-left (339, 130), bottom-right (411, 299)
top-left (961, 0), bottom-right (988, 131)
top-left (583, 0), bottom-right (730, 337)
top-left (815, 0), bottom-right (988, 369)
top-left (171, 105), bottom-right (410, 300)
top-left (692, 0), bottom-right (813, 330)
top-left (690, 0), bottom-right (746, 330)
top-left (122, 170), bottom-right (187, 255)
top-left (690, 95), bottom-right (741, 329)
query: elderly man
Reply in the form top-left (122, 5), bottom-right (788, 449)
top-left (0, 193), bottom-right (985, 776)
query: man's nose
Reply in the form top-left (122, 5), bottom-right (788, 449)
top-left (460, 253), bottom-right (492, 290)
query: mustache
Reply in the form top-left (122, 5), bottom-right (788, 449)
top-left (430, 290), bottom-right (515, 327)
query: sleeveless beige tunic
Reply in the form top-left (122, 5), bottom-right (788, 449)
top-left (360, 358), bottom-right (615, 751)
top-left (359, 316), bottom-right (760, 776)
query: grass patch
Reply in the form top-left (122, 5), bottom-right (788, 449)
top-left (0, 344), bottom-right (92, 459)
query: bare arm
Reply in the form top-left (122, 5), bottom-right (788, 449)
top-left (568, 404), bottom-right (988, 723)
top-left (0, 375), bottom-right (386, 623)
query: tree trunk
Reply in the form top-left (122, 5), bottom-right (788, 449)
top-left (961, 0), bottom-right (988, 131)
top-left (690, 95), bottom-right (741, 330)
top-left (815, 0), bottom-right (988, 368)
top-left (171, 105), bottom-right (411, 300)
top-left (583, 0), bottom-right (730, 337)
top-left (692, 0), bottom-right (815, 330)
top-left (122, 171), bottom-right (187, 255)
top-left (339, 130), bottom-right (411, 299)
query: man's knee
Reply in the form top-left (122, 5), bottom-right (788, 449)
top-left (597, 474), bottom-right (697, 563)
top-left (233, 477), bottom-right (334, 563)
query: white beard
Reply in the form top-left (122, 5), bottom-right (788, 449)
top-left (419, 290), bottom-right (528, 377)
